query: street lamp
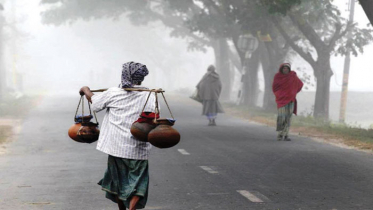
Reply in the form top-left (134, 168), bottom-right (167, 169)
top-left (237, 34), bottom-right (259, 58)
top-left (236, 34), bottom-right (259, 105)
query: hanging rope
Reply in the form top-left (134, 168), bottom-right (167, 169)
top-left (87, 100), bottom-right (92, 116)
top-left (74, 96), bottom-right (83, 122)
top-left (87, 100), bottom-right (99, 125)
top-left (82, 96), bottom-right (85, 117)
top-left (140, 91), bottom-right (153, 115)
top-left (74, 95), bottom-right (99, 124)
top-left (161, 92), bottom-right (175, 120)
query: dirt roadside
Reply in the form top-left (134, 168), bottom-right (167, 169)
top-left (0, 119), bottom-right (23, 155)
top-left (170, 93), bottom-right (373, 154)
top-left (227, 110), bottom-right (373, 154)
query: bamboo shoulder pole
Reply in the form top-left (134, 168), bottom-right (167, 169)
top-left (91, 88), bottom-right (165, 93)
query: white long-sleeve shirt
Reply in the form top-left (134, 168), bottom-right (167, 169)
top-left (91, 86), bottom-right (156, 159)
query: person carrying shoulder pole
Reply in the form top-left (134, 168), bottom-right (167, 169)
top-left (79, 61), bottom-right (156, 210)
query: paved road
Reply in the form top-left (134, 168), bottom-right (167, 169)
top-left (1, 95), bottom-right (373, 210)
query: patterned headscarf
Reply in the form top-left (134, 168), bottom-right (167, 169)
top-left (121, 61), bottom-right (149, 88)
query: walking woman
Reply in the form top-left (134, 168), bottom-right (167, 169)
top-left (272, 63), bottom-right (303, 141)
top-left (197, 65), bottom-right (224, 126)
top-left (80, 61), bottom-right (156, 210)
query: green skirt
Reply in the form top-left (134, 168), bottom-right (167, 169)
top-left (98, 155), bottom-right (149, 209)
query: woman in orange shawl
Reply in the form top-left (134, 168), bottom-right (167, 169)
top-left (272, 63), bottom-right (303, 141)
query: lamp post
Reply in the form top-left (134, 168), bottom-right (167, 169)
top-left (0, 4), bottom-right (4, 101)
top-left (339, 0), bottom-right (355, 123)
top-left (236, 34), bottom-right (259, 105)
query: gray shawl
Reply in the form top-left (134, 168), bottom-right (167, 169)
top-left (197, 71), bottom-right (222, 100)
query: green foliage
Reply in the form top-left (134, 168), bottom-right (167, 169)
top-left (164, 0), bottom-right (195, 12)
top-left (185, 1), bottom-right (275, 39)
top-left (41, 0), bottom-right (373, 56)
top-left (41, 0), bottom-right (149, 25)
top-left (293, 0), bottom-right (373, 57)
top-left (40, 0), bottom-right (212, 51)
top-left (335, 26), bottom-right (373, 56)
top-left (282, 0), bottom-right (373, 57)
top-left (186, 8), bottom-right (232, 39)
top-left (261, 0), bottom-right (303, 15)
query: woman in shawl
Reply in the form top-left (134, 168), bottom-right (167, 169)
top-left (272, 63), bottom-right (303, 141)
top-left (197, 65), bottom-right (224, 126)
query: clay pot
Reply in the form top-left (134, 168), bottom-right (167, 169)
top-left (148, 119), bottom-right (180, 148)
top-left (130, 122), bottom-right (156, 142)
top-left (68, 123), bottom-right (84, 142)
top-left (77, 122), bottom-right (100, 143)
top-left (68, 122), bottom-right (100, 144)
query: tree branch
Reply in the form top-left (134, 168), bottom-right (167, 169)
top-left (148, 9), bottom-right (211, 47)
top-left (228, 47), bottom-right (242, 69)
top-left (327, 22), bottom-right (342, 50)
top-left (328, 22), bottom-right (351, 51)
top-left (288, 12), bottom-right (326, 51)
top-left (271, 16), bottom-right (316, 66)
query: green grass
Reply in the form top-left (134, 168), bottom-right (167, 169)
top-left (0, 126), bottom-right (12, 144)
top-left (290, 115), bottom-right (373, 144)
top-left (223, 103), bottom-right (373, 150)
top-left (316, 124), bottom-right (373, 143)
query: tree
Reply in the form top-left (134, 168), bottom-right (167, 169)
top-left (202, 1), bottom-right (293, 109)
top-left (268, 0), bottom-right (373, 119)
top-left (44, 0), bottom-right (370, 117)
top-left (41, 0), bottom-right (241, 101)
top-left (187, 0), bottom-right (274, 107)
top-left (228, 2), bottom-right (293, 110)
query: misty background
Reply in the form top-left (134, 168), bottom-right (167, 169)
top-left (1, 0), bottom-right (373, 127)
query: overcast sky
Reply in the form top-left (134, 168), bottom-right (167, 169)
top-left (3, 0), bottom-right (373, 95)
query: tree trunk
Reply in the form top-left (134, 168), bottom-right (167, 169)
top-left (312, 55), bottom-right (333, 119)
top-left (261, 60), bottom-right (277, 111)
top-left (228, 47), bottom-right (241, 70)
top-left (242, 49), bottom-right (260, 107)
top-left (213, 38), bottom-right (231, 101)
top-left (271, 11), bottom-right (346, 120)
top-left (262, 41), bottom-right (283, 112)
